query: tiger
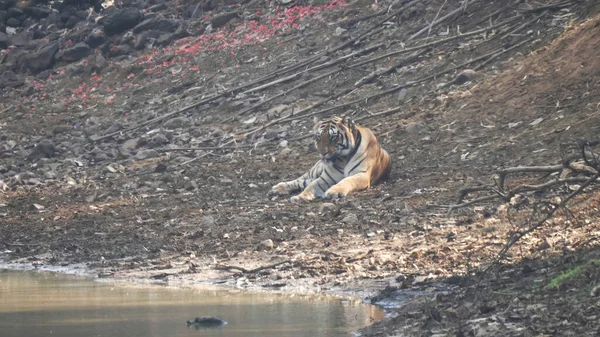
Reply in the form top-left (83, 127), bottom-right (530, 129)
top-left (270, 115), bottom-right (392, 202)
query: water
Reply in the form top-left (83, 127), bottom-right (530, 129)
top-left (0, 270), bottom-right (383, 337)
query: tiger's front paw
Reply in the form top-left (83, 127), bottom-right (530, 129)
top-left (324, 189), bottom-right (347, 200)
top-left (290, 193), bottom-right (314, 203)
top-left (269, 183), bottom-right (291, 196)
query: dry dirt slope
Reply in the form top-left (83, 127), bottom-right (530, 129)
top-left (1, 0), bottom-right (600, 336)
top-left (359, 12), bottom-right (600, 337)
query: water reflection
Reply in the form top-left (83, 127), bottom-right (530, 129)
top-left (0, 270), bottom-right (383, 337)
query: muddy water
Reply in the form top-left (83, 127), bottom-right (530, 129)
top-left (0, 270), bottom-right (383, 337)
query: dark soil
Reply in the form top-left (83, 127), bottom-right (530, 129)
top-left (1, 0), bottom-right (600, 335)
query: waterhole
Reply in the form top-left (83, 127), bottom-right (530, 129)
top-left (0, 270), bottom-right (383, 337)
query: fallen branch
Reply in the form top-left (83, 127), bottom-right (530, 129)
top-left (408, 0), bottom-right (480, 41)
top-left (238, 49), bottom-right (428, 136)
top-left (215, 260), bottom-right (291, 274)
top-left (354, 14), bottom-right (521, 68)
top-left (482, 170), bottom-right (600, 274)
top-left (474, 36), bottom-right (535, 70)
top-left (238, 43), bottom-right (385, 115)
top-left (500, 11), bottom-right (547, 40)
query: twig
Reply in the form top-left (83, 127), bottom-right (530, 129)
top-left (215, 260), bottom-right (291, 274)
top-left (354, 15), bottom-right (521, 68)
top-left (474, 36), bottom-right (534, 70)
top-left (408, 0), bottom-right (480, 41)
top-left (523, 0), bottom-right (573, 13)
top-left (354, 48), bottom-right (431, 86)
top-left (428, 0), bottom-right (448, 38)
top-left (239, 49), bottom-right (427, 136)
top-left (482, 171), bottom-right (600, 275)
top-left (500, 11), bottom-right (547, 39)
top-left (237, 43), bottom-right (385, 115)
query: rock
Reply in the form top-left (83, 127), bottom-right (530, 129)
top-left (452, 69), bottom-right (481, 85)
top-left (220, 178), bottom-right (233, 185)
top-left (50, 103), bottom-right (64, 113)
top-left (335, 27), bottom-right (347, 36)
top-left (104, 123), bottom-right (122, 134)
top-left (148, 133), bottom-right (168, 148)
top-left (404, 122), bottom-right (427, 134)
top-left (202, 215), bottom-right (215, 226)
top-left (319, 202), bottom-right (337, 213)
top-left (8, 30), bottom-right (33, 48)
top-left (44, 171), bottom-right (57, 179)
top-left (27, 139), bottom-right (56, 162)
top-left (21, 84), bottom-right (33, 96)
top-left (184, 180), bottom-right (198, 190)
top-left (86, 29), bottom-right (106, 48)
top-left (148, 3), bottom-right (168, 12)
top-left (163, 117), bottom-right (188, 129)
top-left (211, 12), bottom-right (239, 28)
top-left (60, 42), bottom-right (92, 62)
top-left (23, 42), bottom-right (59, 74)
top-left (154, 163), bottom-right (167, 173)
top-left (101, 8), bottom-right (144, 36)
top-left (278, 147), bottom-right (298, 158)
top-left (21, 6), bottom-right (51, 19)
top-left (0, 70), bottom-right (24, 89)
top-left (109, 44), bottom-right (133, 57)
top-left (7, 7), bottom-right (24, 18)
top-left (341, 213), bottom-right (359, 225)
top-left (0, 32), bottom-right (9, 49)
top-left (36, 70), bottom-right (54, 80)
top-left (122, 138), bottom-right (141, 150)
top-left (259, 239), bottom-right (274, 250)
top-left (6, 18), bottom-right (21, 27)
top-left (65, 15), bottom-right (83, 29)
top-left (135, 149), bottom-right (159, 160)
top-left (132, 16), bottom-right (178, 33)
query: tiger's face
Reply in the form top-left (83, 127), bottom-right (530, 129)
top-left (314, 116), bottom-right (357, 161)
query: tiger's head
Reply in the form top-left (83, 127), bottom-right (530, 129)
top-left (313, 116), bottom-right (358, 161)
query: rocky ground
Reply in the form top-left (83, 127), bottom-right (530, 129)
top-left (1, 0), bottom-right (600, 335)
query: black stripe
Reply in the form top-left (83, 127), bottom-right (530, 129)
top-left (324, 170), bottom-right (336, 184)
top-left (333, 165), bottom-right (344, 174)
top-left (303, 180), bottom-right (307, 188)
top-left (346, 130), bottom-right (362, 159)
top-left (316, 181), bottom-right (326, 192)
top-left (349, 157), bottom-right (366, 175)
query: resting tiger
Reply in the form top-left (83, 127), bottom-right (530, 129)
top-left (270, 116), bottom-right (392, 202)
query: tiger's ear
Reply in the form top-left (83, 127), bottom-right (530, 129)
top-left (312, 120), bottom-right (324, 133)
top-left (342, 115), bottom-right (356, 130)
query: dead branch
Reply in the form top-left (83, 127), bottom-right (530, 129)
top-left (353, 15), bottom-right (521, 68)
top-left (474, 36), bottom-right (535, 70)
top-left (238, 49), bottom-right (427, 137)
top-left (90, 0), bottom-right (422, 143)
top-left (523, 0), bottom-right (573, 13)
top-left (482, 170), bottom-right (600, 274)
top-left (408, 0), bottom-right (480, 41)
top-left (500, 11), bottom-right (547, 40)
top-left (237, 43), bottom-right (385, 116)
top-left (354, 48), bottom-right (431, 86)
top-left (215, 260), bottom-right (291, 274)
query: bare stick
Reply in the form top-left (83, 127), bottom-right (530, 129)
top-left (428, 0), bottom-right (448, 38)
top-left (215, 260), bottom-right (291, 274)
top-left (445, 177), bottom-right (596, 215)
top-left (408, 0), bottom-right (480, 41)
top-left (500, 11), bottom-right (547, 39)
top-left (354, 48), bottom-right (431, 86)
top-left (482, 171), bottom-right (600, 274)
top-left (237, 43), bottom-right (385, 115)
top-left (353, 15), bottom-right (521, 68)
top-left (475, 36), bottom-right (534, 70)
